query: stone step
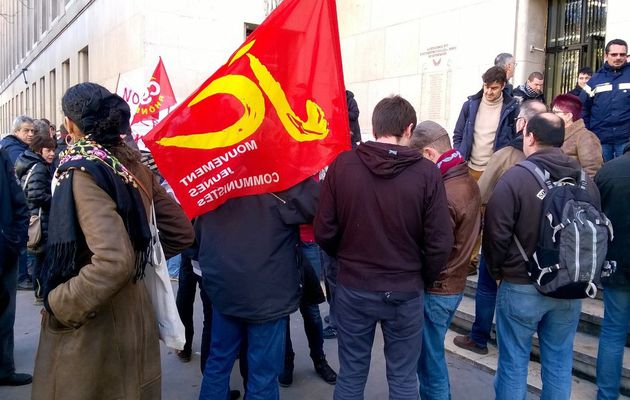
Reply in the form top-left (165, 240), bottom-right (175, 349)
top-left (444, 329), bottom-right (602, 399)
top-left (450, 295), bottom-right (630, 393)
top-left (464, 275), bottom-right (630, 345)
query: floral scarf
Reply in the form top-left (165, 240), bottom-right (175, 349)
top-left (43, 138), bottom-right (151, 304)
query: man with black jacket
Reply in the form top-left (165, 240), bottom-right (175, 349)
top-left (594, 143), bottom-right (630, 399)
top-left (484, 113), bottom-right (600, 399)
top-left (0, 148), bottom-right (31, 386)
top-left (195, 178), bottom-right (319, 400)
top-left (315, 95), bottom-right (453, 399)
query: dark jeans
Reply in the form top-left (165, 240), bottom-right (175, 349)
top-left (601, 143), bottom-right (627, 162)
top-left (0, 242), bottom-right (19, 379)
top-left (17, 247), bottom-right (29, 284)
top-left (334, 284), bottom-right (423, 400)
top-left (285, 301), bottom-right (325, 363)
top-left (200, 309), bottom-right (286, 400)
top-left (470, 254), bottom-right (497, 347)
top-left (176, 257), bottom-right (212, 372)
top-left (27, 250), bottom-right (45, 297)
top-left (322, 251), bottom-right (338, 328)
top-left (300, 242), bottom-right (323, 280)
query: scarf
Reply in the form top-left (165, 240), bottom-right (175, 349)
top-left (43, 138), bottom-right (151, 301)
top-left (436, 149), bottom-right (465, 175)
top-left (520, 83), bottom-right (541, 99)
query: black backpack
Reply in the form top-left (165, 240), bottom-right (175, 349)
top-left (513, 161), bottom-right (615, 299)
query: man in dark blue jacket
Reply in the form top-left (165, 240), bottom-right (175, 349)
top-left (0, 116), bottom-right (34, 165)
top-left (195, 179), bottom-right (318, 400)
top-left (453, 66), bottom-right (519, 180)
top-left (0, 148), bottom-right (31, 386)
top-left (580, 38), bottom-right (630, 161)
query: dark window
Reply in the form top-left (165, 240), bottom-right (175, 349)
top-left (544, 0), bottom-right (606, 101)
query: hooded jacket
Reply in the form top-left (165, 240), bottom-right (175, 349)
top-left (580, 62), bottom-right (630, 145)
top-left (315, 141), bottom-right (454, 292)
top-left (453, 90), bottom-right (519, 161)
top-left (484, 147), bottom-right (601, 283)
top-left (595, 143), bottom-right (630, 289)
top-left (195, 178), bottom-right (319, 323)
top-left (15, 150), bottom-right (53, 250)
top-left (0, 134), bottom-right (29, 165)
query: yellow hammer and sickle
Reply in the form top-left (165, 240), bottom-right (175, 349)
top-left (157, 40), bottom-right (330, 150)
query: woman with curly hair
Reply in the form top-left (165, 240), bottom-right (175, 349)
top-left (32, 82), bottom-right (194, 400)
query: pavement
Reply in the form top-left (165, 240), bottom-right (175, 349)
top-left (1, 284), bottom-right (536, 400)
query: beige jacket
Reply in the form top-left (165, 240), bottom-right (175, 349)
top-left (32, 163), bottom-right (194, 400)
top-left (561, 118), bottom-right (603, 178)
top-left (477, 144), bottom-right (526, 206)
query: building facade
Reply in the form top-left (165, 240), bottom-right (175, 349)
top-left (0, 0), bottom-right (270, 134)
top-left (0, 0), bottom-right (628, 138)
top-left (337, 0), bottom-right (627, 136)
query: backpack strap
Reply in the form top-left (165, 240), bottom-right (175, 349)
top-left (516, 160), bottom-right (553, 190)
top-left (579, 169), bottom-right (587, 190)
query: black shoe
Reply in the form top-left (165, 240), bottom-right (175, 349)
top-left (176, 349), bottom-right (191, 362)
top-left (322, 326), bottom-right (337, 339)
top-left (314, 358), bottom-right (337, 385)
top-left (17, 280), bottom-right (34, 291)
top-left (0, 373), bottom-right (32, 386)
top-left (229, 389), bottom-right (241, 399)
top-left (278, 354), bottom-right (294, 387)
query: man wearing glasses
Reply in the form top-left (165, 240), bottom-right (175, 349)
top-left (580, 38), bottom-right (630, 161)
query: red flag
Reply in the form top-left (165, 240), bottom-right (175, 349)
top-left (131, 57), bottom-right (176, 125)
top-left (143, 0), bottom-right (350, 218)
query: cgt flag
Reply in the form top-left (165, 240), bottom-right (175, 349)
top-left (143, 0), bottom-right (350, 218)
top-left (131, 57), bottom-right (177, 125)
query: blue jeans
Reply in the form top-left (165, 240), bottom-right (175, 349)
top-left (601, 143), bottom-right (627, 162)
top-left (167, 253), bottom-right (181, 278)
top-left (494, 282), bottom-right (581, 400)
top-left (286, 302), bottom-right (325, 362)
top-left (470, 254), bottom-right (496, 347)
top-left (418, 292), bottom-right (463, 400)
top-left (300, 241), bottom-right (323, 280)
top-left (596, 287), bottom-right (630, 400)
top-left (17, 247), bottom-right (29, 283)
top-left (200, 309), bottom-right (286, 400)
top-left (334, 284), bottom-right (422, 400)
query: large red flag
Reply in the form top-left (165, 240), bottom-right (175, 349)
top-left (131, 57), bottom-right (177, 125)
top-left (143, 0), bottom-right (349, 218)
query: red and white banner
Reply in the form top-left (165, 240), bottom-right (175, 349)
top-left (131, 57), bottom-right (176, 125)
top-left (143, 0), bottom-right (350, 218)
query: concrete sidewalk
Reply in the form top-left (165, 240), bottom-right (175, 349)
top-left (1, 286), bottom-right (523, 400)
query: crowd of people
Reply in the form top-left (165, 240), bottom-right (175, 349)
top-left (0, 38), bottom-right (629, 400)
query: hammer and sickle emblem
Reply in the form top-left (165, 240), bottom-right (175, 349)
top-left (157, 40), bottom-right (330, 150)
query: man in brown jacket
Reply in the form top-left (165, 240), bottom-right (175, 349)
top-left (410, 121), bottom-right (481, 400)
top-left (454, 100), bottom-right (547, 355)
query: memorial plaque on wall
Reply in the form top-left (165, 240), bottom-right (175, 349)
top-left (419, 43), bottom-right (455, 128)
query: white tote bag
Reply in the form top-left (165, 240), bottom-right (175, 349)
top-left (143, 201), bottom-right (186, 350)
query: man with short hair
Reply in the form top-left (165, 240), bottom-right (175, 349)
top-left (580, 38), bottom-right (630, 161)
top-left (569, 66), bottom-right (593, 97)
top-left (453, 66), bottom-right (519, 181)
top-left (485, 113), bottom-right (600, 399)
top-left (494, 53), bottom-right (516, 95)
top-left (0, 116), bottom-right (35, 165)
top-left (316, 96), bottom-right (454, 399)
top-left (410, 121), bottom-right (481, 400)
top-left (0, 148), bottom-right (31, 387)
top-left (513, 71), bottom-right (546, 104)
top-left (453, 100), bottom-right (547, 355)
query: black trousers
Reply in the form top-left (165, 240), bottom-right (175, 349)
top-left (0, 240), bottom-right (18, 379)
top-left (176, 256), bottom-right (212, 372)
